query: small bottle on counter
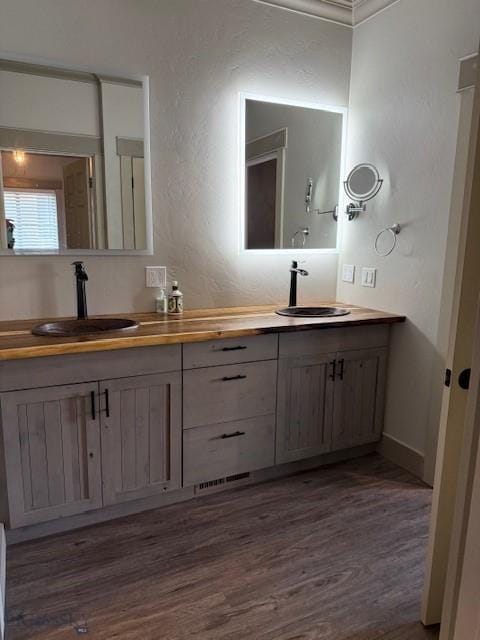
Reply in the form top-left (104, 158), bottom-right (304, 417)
top-left (155, 288), bottom-right (168, 314)
top-left (168, 281), bottom-right (184, 314)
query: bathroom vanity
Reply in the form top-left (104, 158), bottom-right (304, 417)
top-left (0, 305), bottom-right (403, 540)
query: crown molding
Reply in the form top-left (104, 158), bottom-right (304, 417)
top-left (353, 0), bottom-right (401, 25)
top-left (253, 0), bottom-right (353, 27)
top-left (253, 0), bottom-right (402, 27)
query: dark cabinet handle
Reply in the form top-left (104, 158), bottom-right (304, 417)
top-left (104, 388), bottom-right (110, 417)
top-left (338, 358), bottom-right (345, 381)
top-left (329, 360), bottom-right (336, 381)
top-left (220, 345), bottom-right (247, 352)
top-left (222, 375), bottom-right (247, 381)
top-left (90, 391), bottom-right (96, 420)
top-left (220, 431), bottom-right (246, 439)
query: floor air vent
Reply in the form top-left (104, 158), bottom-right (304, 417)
top-left (195, 472), bottom-right (251, 494)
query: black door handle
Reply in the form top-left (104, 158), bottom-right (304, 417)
top-left (220, 345), bottom-right (247, 352)
top-left (222, 375), bottom-right (247, 381)
top-left (459, 369), bottom-right (471, 390)
top-left (445, 368), bottom-right (452, 387)
top-left (337, 358), bottom-right (345, 381)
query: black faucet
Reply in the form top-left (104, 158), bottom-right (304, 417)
top-left (289, 260), bottom-right (309, 307)
top-left (72, 262), bottom-right (88, 320)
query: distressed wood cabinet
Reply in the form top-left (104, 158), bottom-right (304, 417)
top-left (0, 324), bottom-right (394, 534)
top-left (331, 347), bottom-right (387, 450)
top-left (182, 337), bottom-right (278, 486)
top-left (0, 373), bottom-right (182, 526)
top-left (277, 327), bottom-right (390, 464)
top-left (100, 372), bottom-right (181, 505)
top-left (0, 383), bottom-right (102, 527)
top-left (183, 415), bottom-right (275, 486)
top-left (276, 353), bottom-right (335, 464)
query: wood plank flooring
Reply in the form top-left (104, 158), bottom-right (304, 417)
top-left (5, 454), bottom-right (438, 640)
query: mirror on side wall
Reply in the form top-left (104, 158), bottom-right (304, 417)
top-left (0, 59), bottom-right (151, 254)
top-left (242, 96), bottom-right (345, 251)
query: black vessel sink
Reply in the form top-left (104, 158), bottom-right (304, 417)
top-left (32, 318), bottom-right (139, 337)
top-left (276, 306), bottom-right (350, 318)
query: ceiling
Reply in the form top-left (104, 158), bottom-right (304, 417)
top-left (253, 0), bottom-right (401, 27)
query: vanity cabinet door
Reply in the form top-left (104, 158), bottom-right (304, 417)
top-left (276, 354), bottom-right (336, 464)
top-left (331, 348), bottom-right (388, 450)
top-left (0, 383), bottom-right (102, 528)
top-left (100, 372), bottom-right (181, 506)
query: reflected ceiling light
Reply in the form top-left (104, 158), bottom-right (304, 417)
top-left (13, 150), bottom-right (26, 165)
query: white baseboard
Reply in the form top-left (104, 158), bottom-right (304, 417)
top-left (377, 434), bottom-right (425, 480)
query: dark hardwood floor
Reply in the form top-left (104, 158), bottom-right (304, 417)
top-left (6, 454), bottom-right (439, 640)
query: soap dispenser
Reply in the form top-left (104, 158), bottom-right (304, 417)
top-left (168, 281), bottom-right (184, 314)
top-left (155, 288), bottom-right (168, 314)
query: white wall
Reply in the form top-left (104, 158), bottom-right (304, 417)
top-left (0, 70), bottom-right (99, 136)
top-left (337, 0), bottom-right (480, 460)
top-left (0, 0), bottom-right (351, 320)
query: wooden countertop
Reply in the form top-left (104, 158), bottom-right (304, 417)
top-left (0, 304), bottom-right (405, 362)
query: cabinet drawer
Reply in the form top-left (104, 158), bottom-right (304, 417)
top-left (0, 344), bottom-right (182, 392)
top-left (279, 325), bottom-right (390, 358)
top-left (183, 415), bottom-right (275, 486)
top-left (183, 360), bottom-right (277, 429)
top-left (183, 334), bottom-right (278, 369)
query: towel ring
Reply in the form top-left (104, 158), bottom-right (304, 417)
top-left (291, 227), bottom-right (309, 248)
top-left (374, 224), bottom-right (401, 257)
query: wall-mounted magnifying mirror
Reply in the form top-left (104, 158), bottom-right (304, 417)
top-left (344, 163), bottom-right (383, 221)
top-left (242, 96), bottom-right (346, 251)
top-left (0, 58), bottom-right (152, 255)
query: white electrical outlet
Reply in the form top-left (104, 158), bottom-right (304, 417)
top-left (342, 264), bottom-right (355, 284)
top-left (361, 267), bottom-right (377, 288)
top-left (145, 266), bottom-right (167, 288)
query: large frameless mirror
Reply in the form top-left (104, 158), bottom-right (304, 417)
top-left (242, 96), bottom-right (345, 251)
top-left (0, 59), bottom-right (152, 254)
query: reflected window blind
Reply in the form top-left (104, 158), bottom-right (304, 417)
top-left (4, 189), bottom-right (59, 251)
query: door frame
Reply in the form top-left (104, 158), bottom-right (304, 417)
top-left (245, 130), bottom-right (286, 249)
top-left (422, 49), bottom-right (480, 631)
top-left (444, 295), bottom-right (480, 638)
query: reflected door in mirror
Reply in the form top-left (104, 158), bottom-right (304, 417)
top-left (63, 157), bottom-right (93, 249)
top-left (247, 156), bottom-right (277, 249)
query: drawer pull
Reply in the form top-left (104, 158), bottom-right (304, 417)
top-left (90, 391), bottom-right (96, 420)
top-left (220, 431), bottom-right (246, 439)
top-left (329, 360), bottom-right (336, 381)
top-left (104, 388), bottom-right (110, 418)
top-left (222, 374), bottom-right (247, 382)
top-left (220, 345), bottom-right (247, 352)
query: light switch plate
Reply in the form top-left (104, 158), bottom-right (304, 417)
top-left (145, 266), bottom-right (167, 288)
top-left (342, 264), bottom-right (355, 284)
top-left (361, 267), bottom-right (377, 288)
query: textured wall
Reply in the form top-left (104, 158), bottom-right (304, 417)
top-left (0, 0), bottom-right (352, 320)
top-left (337, 0), bottom-right (480, 459)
